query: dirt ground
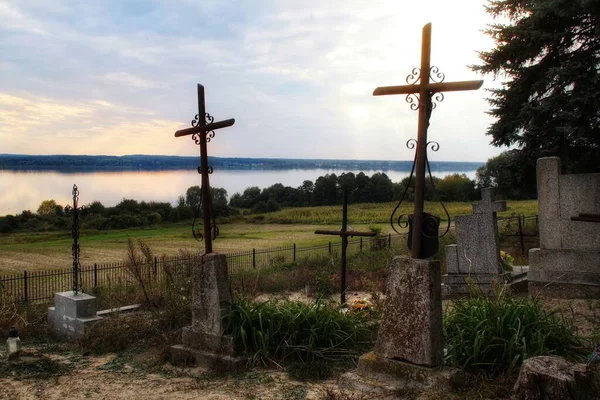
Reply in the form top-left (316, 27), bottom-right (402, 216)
top-left (0, 293), bottom-right (598, 400)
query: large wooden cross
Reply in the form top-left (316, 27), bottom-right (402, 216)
top-left (315, 191), bottom-right (376, 304)
top-left (174, 84), bottom-right (235, 254)
top-left (373, 23), bottom-right (483, 259)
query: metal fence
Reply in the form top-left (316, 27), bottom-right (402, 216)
top-left (0, 234), bottom-right (403, 304)
top-left (0, 215), bottom-right (538, 304)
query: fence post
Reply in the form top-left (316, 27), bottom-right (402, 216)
top-left (518, 216), bottom-right (525, 254)
top-left (23, 271), bottom-right (28, 302)
top-left (360, 237), bottom-right (363, 251)
top-left (293, 243), bottom-right (296, 262)
top-left (388, 233), bottom-right (391, 248)
top-left (252, 248), bottom-right (256, 269)
top-left (154, 256), bottom-right (158, 281)
top-left (328, 241), bottom-right (332, 255)
top-left (93, 263), bottom-right (98, 287)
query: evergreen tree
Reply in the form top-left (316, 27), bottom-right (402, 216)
top-left (473, 0), bottom-right (600, 192)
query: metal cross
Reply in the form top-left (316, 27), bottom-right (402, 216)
top-left (315, 191), bottom-right (376, 304)
top-left (174, 84), bottom-right (235, 254)
top-left (373, 23), bottom-right (483, 259)
top-left (64, 184), bottom-right (85, 295)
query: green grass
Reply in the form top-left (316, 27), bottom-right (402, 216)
top-left (0, 200), bottom-right (538, 274)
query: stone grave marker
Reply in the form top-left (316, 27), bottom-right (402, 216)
top-left (529, 157), bottom-right (600, 298)
top-left (171, 253), bottom-right (245, 369)
top-left (170, 85), bottom-right (245, 369)
top-left (340, 256), bottom-right (454, 392)
top-left (442, 188), bottom-right (527, 297)
top-left (48, 185), bottom-right (101, 341)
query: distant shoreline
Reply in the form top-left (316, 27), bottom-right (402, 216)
top-left (0, 154), bottom-right (484, 173)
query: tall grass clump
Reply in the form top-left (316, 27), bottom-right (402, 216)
top-left (444, 287), bottom-right (588, 375)
top-left (225, 298), bottom-right (376, 365)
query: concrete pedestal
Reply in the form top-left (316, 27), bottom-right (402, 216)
top-left (170, 253), bottom-right (247, 370)
top-left (48, 291), bottom-right (102, 341)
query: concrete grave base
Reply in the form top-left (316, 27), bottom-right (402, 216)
top-left (442, 266), bottom-right (529, 298)
top-left (170, 252), bottom-right (248, 370)
top-left (48, 291), bottom-right (102, 341)
top-left (170, 344), bottom-right (247, 371)
top-left (529, 248), bottom-right (600, 298)
top-left (338, 352), bottom-right (455, 394)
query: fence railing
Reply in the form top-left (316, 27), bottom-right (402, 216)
top-left (0, 214), bottom-right (538, 304)
top-left (0, 233), bottom-right (403, 304)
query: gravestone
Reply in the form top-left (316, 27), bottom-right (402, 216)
top-left (48, 185), bottom-right (102, 341)
top-left (529, 157), bottom-right (600, 298)
top-left (340, 256), bottom-right (454, 392)
top-left (442, 188), bottom-right (525, 297)
top-left (171, 253), bottom-right (246, 369)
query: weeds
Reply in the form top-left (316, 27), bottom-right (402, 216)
top-left (444, 288), bottom-right (589, 374)
top-left (225, 298), bottom-right (376, 366)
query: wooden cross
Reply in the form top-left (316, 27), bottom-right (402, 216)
top-left (174, 84), bottom-right (235, 254)
top-left (315, 191), bottom-right (376, 304)
top-left (373, 23), bottom-right (483, 259)
top-left (64, 184), bottom-right (85, 295)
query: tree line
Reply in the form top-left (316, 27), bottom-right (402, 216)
top-left (0, 172), bottom-right (478, 233)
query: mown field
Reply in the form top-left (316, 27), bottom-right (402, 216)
top-left (0, 200), bottom-right (538, 274)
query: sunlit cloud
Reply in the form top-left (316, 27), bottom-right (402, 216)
top-left (0, 0), bottom-right (503, 162)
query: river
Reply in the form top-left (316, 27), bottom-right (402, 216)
top-left (0, 168), bottom-right (478, 216)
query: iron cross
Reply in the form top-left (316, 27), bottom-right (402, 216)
top-left (64, 184), bottom-right (85, 295)
top-left (315, 191), bottom-right (376, 304)
top-left (373, 23), bottom-right (483, 259)
top-left (174, 84), bottom-right (235, 254)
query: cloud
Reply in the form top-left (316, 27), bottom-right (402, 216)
top-left (0, 0), bottom-right (503, 162)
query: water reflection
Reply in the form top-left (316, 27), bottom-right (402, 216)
top-left (0, 168), bottom-right (477, 216)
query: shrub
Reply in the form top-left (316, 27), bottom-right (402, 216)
top-left (444, 285), bottom-right (588, 374)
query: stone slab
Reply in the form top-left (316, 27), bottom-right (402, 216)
top-left (170, 345), bottom-right (247, 371)
top-left (338, 352), bottom-right (454, 394)
top-left (454, 213), bottom-right (503, 275)
top-left (536, 157), bottom-right (562, 249)
top-left (558, 172), bottom-right (600, 250)
top-left (47, 292), bottom-right (102, 341)
top-left (181, 328), bottom-right (236, 354)
top-left (374, 256), bottom-right (442, 367)
top-left (445, 244), bottom-right (459, 274)
top-left (190, 253), bottom-right (231, 336)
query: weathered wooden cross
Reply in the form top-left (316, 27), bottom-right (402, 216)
top-left (64, 184), bottom-right (85, 295)
top-left (373, 23), bottom-right (483, 259)
top-left (174, 84), bottom-right (235, 254)
top-left (315, 191), bottom-right (376, 304)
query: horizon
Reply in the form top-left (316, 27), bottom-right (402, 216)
top-left (0, 153), bottom-right (486, 164)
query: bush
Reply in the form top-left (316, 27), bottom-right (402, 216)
top-left (444, 285), bottom-right (588, 374)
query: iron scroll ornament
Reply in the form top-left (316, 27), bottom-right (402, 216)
top-left (389, 140), bottom-right (451, 241)
top-left (189, 112), bottom-right (219, 243)
top-left (403, 66), bottom-right (446, 111)
top-left (64, 184), bottom-right (86, 295)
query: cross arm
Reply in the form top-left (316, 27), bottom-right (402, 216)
top-left (174, 118), bottom-right (236, 138)
top-left (373, 80), bottom-right (483, 96)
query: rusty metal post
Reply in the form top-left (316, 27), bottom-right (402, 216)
top-left (411, 23), bottom-right (432, 259)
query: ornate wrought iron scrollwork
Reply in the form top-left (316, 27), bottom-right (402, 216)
top-left (190, 185), bottom-right (220, 244)
top-left (390, 140), bottom-right (418, 235)
top-left (389, 140), bottom-right (450, 239)
top-left (429, 66), bottom-right (445, 83)
top-left (205, 113), bottom-right (214, 124)
top-left (206, 130), bottom-right (215, 142)
top-left (405, 93), bottom-right (420, 111)
top-left (406, 67), bottom-right (421, 85)
top-left (64, 184), bottom-right (85, 294)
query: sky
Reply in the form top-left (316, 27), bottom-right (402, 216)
top-left (0, 0), bottom-right (507, 162)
